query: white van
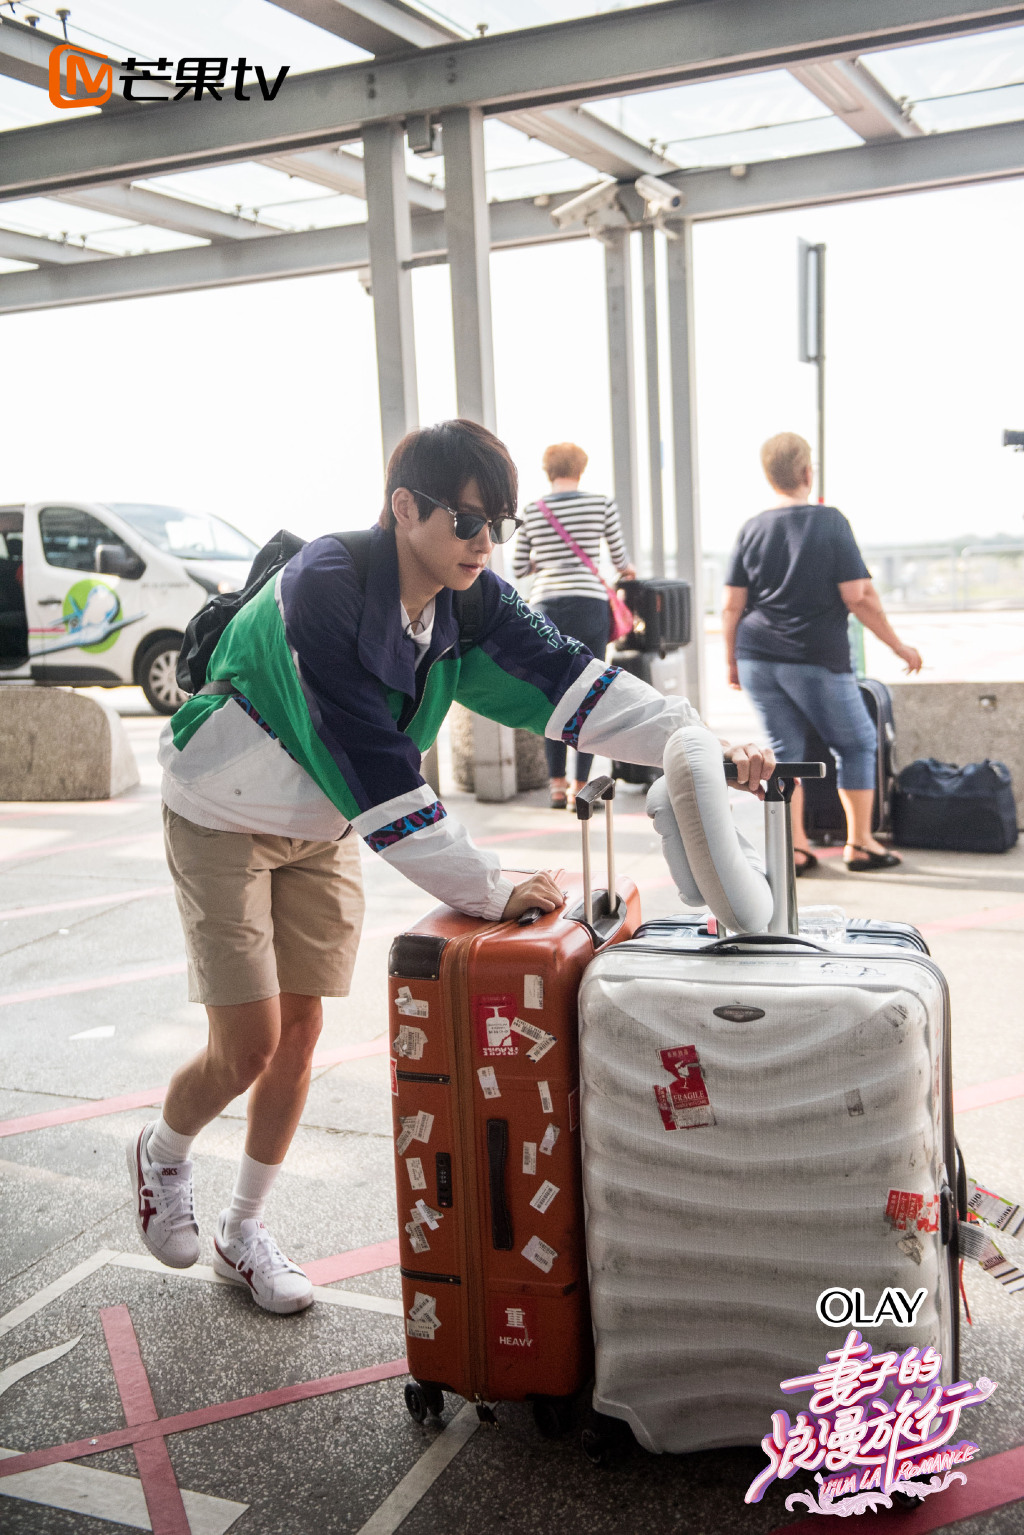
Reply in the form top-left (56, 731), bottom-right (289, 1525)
top-left (0, 501), bottom-right (258, 714)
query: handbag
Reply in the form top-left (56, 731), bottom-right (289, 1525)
top-left (536, 498), bottom-right (634, 642)
top-left (892, 757), bottom-right (1018, 853)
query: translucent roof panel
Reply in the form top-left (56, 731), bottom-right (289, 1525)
top-left (0, 73), bottom-right (101, 131)
top-left (404, 0), bottom-right (670, 36)
top-left (867, 25), bottom-right (1024, 105)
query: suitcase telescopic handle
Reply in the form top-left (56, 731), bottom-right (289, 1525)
top-left (723, 761), bottom-right (826, 935)
top-left (575, 775), bottom-right (616, 929)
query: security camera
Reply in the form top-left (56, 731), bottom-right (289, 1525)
top-left (550, 181), bottom-right (623, 231)
top-left (634, 174), bottom-right (684, 215)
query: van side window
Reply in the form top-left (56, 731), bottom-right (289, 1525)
top-left (40, 507), bottom-right (126, 571)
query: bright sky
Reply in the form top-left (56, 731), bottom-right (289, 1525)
top-left (3, 175), bottom-right (1023, 558)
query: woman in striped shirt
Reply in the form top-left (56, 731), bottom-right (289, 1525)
top-left (514, 442), bottom-right (635, 808)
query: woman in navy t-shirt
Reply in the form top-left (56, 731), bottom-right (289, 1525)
top-left (722, 433), bottom-right (922, 873)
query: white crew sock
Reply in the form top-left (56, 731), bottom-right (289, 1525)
top-left (224, 1152), bottom-right (283, 1237)
top-left (147, 1114), bottom-right (196, 1168)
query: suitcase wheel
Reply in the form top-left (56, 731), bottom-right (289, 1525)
top-left (580, 1408), bottom-right (627, 1468)
top-left (404, 1381), bottom-right (444, 1423)
top-left (531, 1394), bottom-right (574, 1440)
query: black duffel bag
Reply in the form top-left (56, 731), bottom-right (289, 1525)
top-left (892, 758), bottom-right (1018, 853)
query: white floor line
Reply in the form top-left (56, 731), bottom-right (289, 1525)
top-left (108, 1252), bottom-right (404, 1316)
top-left (0, 1337), bottom-right (81, 1398)
top-left (354, 1403), bottom-right (480, 1535)
top-left (0, 1448), bottom-right (247, 1534)
top-left (0, 1249), bottom-right (115, 1338)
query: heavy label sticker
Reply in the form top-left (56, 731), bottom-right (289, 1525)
top-left (396, 985), bottom-right (429, 1018)
top-left (530, 1179), bottom-right (560, 1214)
top-left (511, 1017), bottom-right (556, 1062)
top-left (494, 1298), bottom-right (536, 1351)
top-left (521, 1235), bottom-right (557, 1274)
top-left (390, 1057), bottom-right (398, 1097)
top-left (967, 1179), bottom-right (1024, 1238)
top-left (522, 1141), bottom-right (537, 1175)
top-left (477, 1065), bottom-right (501, 1099)
top-left (406, 1156), bottom-right (427, 1190)
top-left (885, 1189), bottom-right (939, 1234)
top-left (404, 1220), bottom-right (430, 1254)
top-left (539, 1123), bottom-right (559, 1156)
top-left (537, 1080), bottom-right (553, 1114)
top-left (523, 974), bottom-right (544, 1010)
top-left (654, 1044), bottom-right (715, 1130)
top-left (568, 1087), bottom-right (579, 1132)
top-left (394, 1024), bottom-right (427, 1059)
top-left (473, 994), bottom-right (518, 1058)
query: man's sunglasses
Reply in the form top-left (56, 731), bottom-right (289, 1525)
top-left (410, 489), bottom-right (523, 546)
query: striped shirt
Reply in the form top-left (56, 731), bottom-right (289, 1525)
top-left (513, 491), bottom-right (630, 604)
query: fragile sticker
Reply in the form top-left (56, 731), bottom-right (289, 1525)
top-left (653, 1044), bottom-right (715, 1130)
top-left (511, 1017), bottom-right (556, 1062)
top-left (396, 985), bottom-right (429, 1019)
top-left (537, 1080), bottom-right (553, 1114)
top-left (521, 1235), bottom-right (557, 1274)
top-left (473, 995), bottom-right (518, 1058)
top-left (523, 974), bottom-right (544, 1010)
top-left (539, 1123), bottom-right (559, 1157)
top-left (477, 1065), bottom-right (501, 1099)
top-left (394, 1024), bottom-right (427, 1059)
top-left (406, 1156), bottom-right (427, 1190)
top-left (885, 1189), bottom-right (939, 1234)
top-left (413, 1199), bottom-right (442, 1231)
top-left (967, 1179), bottom-right (1024, 1239)
top-left (404, 1220), bottom-right (430, 1254)
top-left (529, 1179), bottom-right (560, 1215)
top-left (568, 1087), bottom-right (579, 1132)
top-left (522, 1141), bottom-right (537, 1175)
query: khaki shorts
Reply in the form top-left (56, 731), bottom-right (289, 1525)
top-left (163, 806), bottom-right (365, 1006)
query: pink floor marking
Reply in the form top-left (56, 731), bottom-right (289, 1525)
top-left (0, 831), bottom-right (151, 864)
top-left (0, 961), bottom-right (187, 1009)
top-left (953, 1072), bottom-right (1024, 1115)
top-left (101, 1305), bottom-right (190, 1535)
top-left (0, 885), bottom-right (173, 921)
top-left (921, 900), bottom-right (1024, 934)
top-left (771, 1442), bottom-right (1024, 1533)
top-left (0, 1357), bottom-right (410, 1478)
top-left (305, 1238), bottom-right (401, 1285)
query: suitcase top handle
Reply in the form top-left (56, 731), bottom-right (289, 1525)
top-left (723, 760), bottom-right (826, 800)
top-left (574, 774), bottom-right (615, 820)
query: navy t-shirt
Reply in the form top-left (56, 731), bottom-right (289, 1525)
top-left (725, 504), bottom-right (870, 674)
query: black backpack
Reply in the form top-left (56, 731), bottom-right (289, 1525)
top-left (176, 528), bottom-right (483, 696)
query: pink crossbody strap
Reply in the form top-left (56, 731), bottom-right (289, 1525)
top-left (536, 498), bottom-right (608, 591)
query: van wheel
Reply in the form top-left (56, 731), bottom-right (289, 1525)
top-left (139, 639), bottom-right (186, 714)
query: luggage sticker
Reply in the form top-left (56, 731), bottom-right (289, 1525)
top-left (477, 1065), bottom-right (501, 1099)
top-left (494, 1299), bottom-right (536, 1351)
top-left (521, 1235), bottom-right (557, 1274)
top-left (522, 1142), bottom-right (537, 1175)
top-left (406, 1156), bottom-right (427, 1190)
top-left (885, 1189), bottom-right (939, 1234)
top-left (539, 1123), bottom-right (559, 1156)
top-left (654, 1044), bottom-right (715, 1130)
top-left (967, 1178), bottom-right (1024, 1238)
top-left (530, 1180), bottom-right (560, 1214)
top-left (844, 1088), bottom-right (865, 1117)
top-left (394, 1024), bottom-right (427, 1059)
top-left (395, 985), bottom-right (429, 1018)
top-left (396, 1118), bottom-right (415, 1156)
top-left (413, 1199), bottom-right (442, 1231)
top-left (511, 1016), bottom-right (556, 1062)
top-left (959, 1222), bottom-right (1024, 1293)
top-left (396, 1110), bottom-right (434, 1155)
top-left (390, 1057), bottom-right (398, 1097)
top-left (537, 1081), bottom-right (553, 1114)
top-left (404, 1220), bottom-right (430, 1254)
top-left (407, 1290), bottom-right (440, 1339)
top-left (473, 995), bottom-right (519, 1057)
top-left (523, 974), bottom-right (544, 1010)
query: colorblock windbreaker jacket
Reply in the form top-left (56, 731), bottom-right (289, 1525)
top-left (159, 526), bottom-right (702, 918)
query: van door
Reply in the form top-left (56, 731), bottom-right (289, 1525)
top-left (0, 508), bottom-right (28, 674)
top-left (25, 504), bottom-right (148, 684)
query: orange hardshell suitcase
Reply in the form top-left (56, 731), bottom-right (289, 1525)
top-left (388, 779), bottom-right (639, 1433)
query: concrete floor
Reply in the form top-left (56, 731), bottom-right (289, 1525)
top-left (1, 695), bottom-right (1023, 1535)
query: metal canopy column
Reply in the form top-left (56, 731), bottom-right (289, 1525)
top-left (665, 218), bottom-right (705, 717)
top-left (641, 225), bottom-right (665, 576)
top-left (362, 120), bottom-right (419, 464)
top-left (441, 105), bottom-right (515, 802)
top-left (602, 229), bottom-right (639, 562)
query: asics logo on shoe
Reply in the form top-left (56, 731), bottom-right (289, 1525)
top-left (161, 1166), bottom-right (178, 1176)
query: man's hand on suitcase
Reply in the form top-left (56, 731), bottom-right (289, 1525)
top-left (722, 742), bottom-right (776, 799)
top-left (501, 872), bottom-right (565, 921)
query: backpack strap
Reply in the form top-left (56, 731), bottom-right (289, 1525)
top-left (331, 529), bottom-right (374, 585)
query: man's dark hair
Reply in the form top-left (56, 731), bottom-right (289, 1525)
top-left (380, 420), bottom-right (518, 529)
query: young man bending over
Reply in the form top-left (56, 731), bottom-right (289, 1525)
top-left (133, 419), bottom-right (773, 1313)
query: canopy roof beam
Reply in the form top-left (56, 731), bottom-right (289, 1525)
top-left (789, 57), bottom-right (924, 140)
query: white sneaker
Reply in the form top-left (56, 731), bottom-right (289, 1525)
top-left (213, 1214), bottom-right (314, 1314)
top-left (126, 1124), bottom-right (199, 1270)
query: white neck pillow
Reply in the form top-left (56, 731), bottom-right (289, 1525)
top-left (646, 725), bottom-right (774, 934)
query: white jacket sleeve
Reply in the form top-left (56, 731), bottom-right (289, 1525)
top-left (544, 659), bottom-right (702, 768)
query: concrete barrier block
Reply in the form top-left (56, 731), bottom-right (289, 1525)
top-left (888, 680), bottom-right (1024, 825)
top-left (449, 703), bottom-right (548, 795)
top-left (0, 685), bottom-right (140, 801)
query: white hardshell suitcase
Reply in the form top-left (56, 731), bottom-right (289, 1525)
top-left (578, 761), bottom-right (960, 1456)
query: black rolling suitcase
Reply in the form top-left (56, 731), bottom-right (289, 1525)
top-left (610, 649), bottom-right (688, 787)
top-left (803, 677), bottom-right (895, 845)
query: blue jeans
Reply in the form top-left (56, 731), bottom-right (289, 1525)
top-left (536, 595), bottom-right (610, 782)
top-left (737, 659), bottom-right (877, 791)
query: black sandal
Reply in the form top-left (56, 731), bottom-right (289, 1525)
top-left (794, 848), bottom-right (818, 876)
top-left (844, 845), bottom-right (902, 871)
top-left (549, 790), bottom-right (568, 810)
